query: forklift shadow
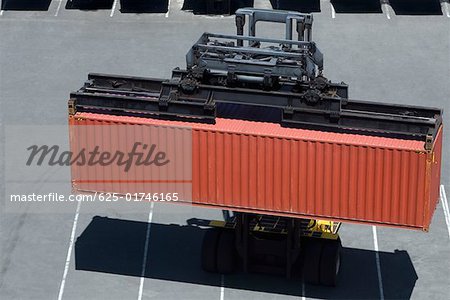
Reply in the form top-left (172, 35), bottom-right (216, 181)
top-left (1, 0), bottom-right (52, 11)
top-left (120, 0), bottom-right (169, 13)
top-left (181, 0), bottom-right (254, 15)
top-left (65, 0), bottom-right (114, 10)
top-left (330, 0), bottom-right (382, 14)
top-left (388, 0), bottom-right (443, 15)
top-left (269, 0), bottom-right (321, 13)
top-left (75, 216), bottom-right (418, 299)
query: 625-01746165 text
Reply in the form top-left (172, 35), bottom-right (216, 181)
top-left (9, 192), bottom-right (179, 202)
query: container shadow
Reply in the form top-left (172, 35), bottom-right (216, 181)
top-left (119, 0), bottom-right (168, 13)
top-left (75, 216), bottom-right (418, 299)
top-left (270, 0), bottom-right (321, 13)
top-left (181, 0), bottom-right (205, 14)
top-left (1, 0), bottom-right (52, 10)
top-left (388, 0), bottom-right (443, 15)
top-left (181, 0), bottom-right (254, 15)
top-left (330, 0), bottom-right (382, 13)
top-left (65, 0), bottom-right (114, 10)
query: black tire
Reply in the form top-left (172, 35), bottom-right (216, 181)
top-left (201, 229), bottom-right (221, 273)
top-left (216, 230), bottom-right (236, 274)
top-left (319, 238), bottom-right (342, 287)
top-left (302, 238), bottom-right (323, 285)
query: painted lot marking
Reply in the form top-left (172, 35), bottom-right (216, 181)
top-left (165, 0), bottom-right (171, 18)
top-left (330, 3), bottom-right (336, 19)
top-left (0, 10), bottom-right (4, 16)
top-left (253, 0), bottom-right (272, 9)
top-left (138, 202), bottom-right (155, 300)
top-left (220, 274), bottom-right (225, 300)
top-left (110, 0), bottom-right (119, 17)
top-left (55, 0), bottom-right (63, 17)
top-left (57, 200), bottom-right (82, 300)
top-left (442, 1), bottom-right (450, 18)
top-left (372, 226), bottom-right (385, 300)
top-left (440, 185), bottom-right (450, 240)
top-left (382, 4), bottom-right (392, 20)
top-left (301, 280), bottom-right (306, 300)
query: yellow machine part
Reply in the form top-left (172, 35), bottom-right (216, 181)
top-left (303, 219), bottom-right (341, 240)
top-left (208, 218), bottom-right (341, 240)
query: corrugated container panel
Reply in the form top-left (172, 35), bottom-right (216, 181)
top-left (69, 115), bottom-right (193, 200)
top-left (69, 112), bottom-right (443, 231)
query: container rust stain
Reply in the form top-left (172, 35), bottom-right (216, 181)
top-left (70, 112), bottom-right (443, 231)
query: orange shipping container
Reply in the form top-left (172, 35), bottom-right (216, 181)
top-left (69, 112), bottom-right (443, 231)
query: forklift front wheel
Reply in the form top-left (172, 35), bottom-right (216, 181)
top-left (302, 238), bottom-right (323, 285)
top-left (216, 230), bottom-right (237, 274)
top-left (201, 228), bottom-right (221, 273)
top-left (319, 238), bottom-right (342, 286)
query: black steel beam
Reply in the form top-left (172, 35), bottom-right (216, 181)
top-left (70, 73), bottom-right (442, 149)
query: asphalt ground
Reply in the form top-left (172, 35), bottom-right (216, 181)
top-left (0, 1), bottom-right (449, 299)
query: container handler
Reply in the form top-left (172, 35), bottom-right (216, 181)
top-left (69, 9), bottom-right (443, 286)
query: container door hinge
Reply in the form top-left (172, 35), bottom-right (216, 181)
top-left (425, 133), bottom-right (434, 151)
top-left (68, 99), bottom-right (77, 115)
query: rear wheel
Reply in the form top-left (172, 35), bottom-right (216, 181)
top-left (302, 238), bottom-right (323, 285)
top-left (216, 230), bottom-right (236, 274)
top-left (201, 229), bottom-right (221, 272)
top-left (319, 238), bottom-right (342, 286)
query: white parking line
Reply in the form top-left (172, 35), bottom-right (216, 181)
top-left (440, 185), bottom-right (450, 239)
top-left (301, 280), bottom-right (306, 300)
top-left (110, 0), bottom-right (119, 17)
top-left (55, 0), bottom-right (63, 17)
top-left (253, 0), bottom-right (272, 9)
top-left (442, 1), bottom-right (450, 18)
top-left (372, 226), bottom-right (385, 300)
top-left (0, 10), bottom-right (4, 16)
top-left (57, 200), bottom-right (82, 300)
top-left (330, 3), bottom-right (336, 19)
top-left (165, 0), bottom-right (171, 18)
top-left (220, 274), bottom-right (225, 300)
top-left (137, 202), bottom-right (155, 300)
top-left (382, 4), bottom-right (392, 20)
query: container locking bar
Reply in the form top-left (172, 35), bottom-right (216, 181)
top-left (71, 72), bottom-right (442, 149)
